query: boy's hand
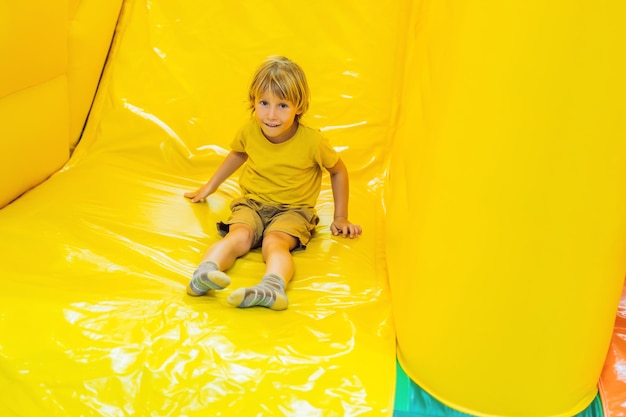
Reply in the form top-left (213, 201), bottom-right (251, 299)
top-left (331, 217), bottom-right (362, 239)
top-left (184, 185), bottom-right (211, 203)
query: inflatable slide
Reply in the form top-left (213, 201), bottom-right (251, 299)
top-left (1, 1), bottom-right (625, 416)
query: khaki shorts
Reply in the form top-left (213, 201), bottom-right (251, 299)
top-left (217, 197), bottom-right (319, 250)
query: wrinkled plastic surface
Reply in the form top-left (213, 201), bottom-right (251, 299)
top-left (386, 1), bottom-right (626, 417)
top-left (3, 1), bottom-right (626, 416)
top-left (0, 0), bottom-right (400, 415)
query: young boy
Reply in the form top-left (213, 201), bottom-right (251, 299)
top-left (184, 56), bottom-right (362, 310)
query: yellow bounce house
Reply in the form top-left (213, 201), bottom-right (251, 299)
top-left (1, 1), bottom-right (625, 416)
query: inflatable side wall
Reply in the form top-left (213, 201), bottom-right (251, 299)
top-left (387, 1), bottom-right (626, 416)
top-left (0, 0), bottom-right (122, 208)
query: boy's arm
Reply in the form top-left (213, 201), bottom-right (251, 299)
top-left (184, 150), bottom-right (248, 202)
top-left (327, 158), bottom-right (362, 238)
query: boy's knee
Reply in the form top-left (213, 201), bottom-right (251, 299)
top-left (262, 231), bottom-right (297, 252)
top-left (227, 224), bottom-right (256, 248)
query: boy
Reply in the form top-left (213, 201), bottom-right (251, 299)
top-left (184, 56), bottom-right (362, 310)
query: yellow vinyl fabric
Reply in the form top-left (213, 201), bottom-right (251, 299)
top-left (0, 2), bottom-right (69, 208)
top-left (0, 0), bottom-right (399, 415)
top-left (387, 1), bottom-right (626, 417)
top-left (2, 0), bottom-right (626, 417)
top-left (0, 0), bottom-right (122, 208)
top-left (67, 0), bottom-right (125, 149)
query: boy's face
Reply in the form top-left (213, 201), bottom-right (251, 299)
top-left (254, 92), bottom-right (300, 143)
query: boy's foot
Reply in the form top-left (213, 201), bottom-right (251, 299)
top-left (227, 273), bottom-right (288, 310)
top-left (187, 261), bottom-right (231, 296)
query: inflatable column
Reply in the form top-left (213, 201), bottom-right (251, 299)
top-left (387, 1), bottom-right (626, 416)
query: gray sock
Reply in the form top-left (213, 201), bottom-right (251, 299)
top-left (187, 261), bottom-right (231, 296)
top-left (226, 273), bottom-right (288, 310)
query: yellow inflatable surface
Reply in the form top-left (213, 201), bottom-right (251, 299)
top-left (0, 1), bottom-right (397, 415)
top-left (0, 0), bottom-right (123, 208)
top-left (1, 0), bottom-right (626, 416)
top-left (387, 2), bottom-right (626, 417)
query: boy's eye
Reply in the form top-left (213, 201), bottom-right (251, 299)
top-left (279, 103), bottom-right (288, 109)
top-left (259, 100), bottom-right (268, 106)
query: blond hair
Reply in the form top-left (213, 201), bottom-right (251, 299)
top-left (248, 56), bottom-right (310, 121)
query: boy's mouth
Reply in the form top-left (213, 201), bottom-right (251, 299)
top-left (264, 122), bottom-right (280, 128)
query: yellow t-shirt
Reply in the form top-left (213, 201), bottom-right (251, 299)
top-left (230, 119), bottom-right (339, 207)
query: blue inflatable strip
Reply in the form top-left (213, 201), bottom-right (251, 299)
top-left (394, 362), bottom-right (604, 417)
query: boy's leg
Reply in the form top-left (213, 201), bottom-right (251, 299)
top-left (227, 231), bottom-right (296, 310)
top-left (187, 224), bottom-right (255, 296)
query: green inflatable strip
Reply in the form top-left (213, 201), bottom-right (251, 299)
top-left (394, 362), bottom-right (604, 417)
